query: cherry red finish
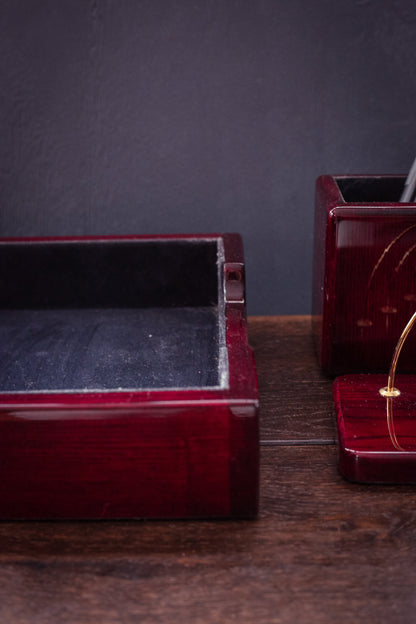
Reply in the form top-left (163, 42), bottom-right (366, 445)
top-left (0, 234), bottom-right (259, 519)
top-left (334, 374), bottom-right (416, 483)
top-left (313, 174), bottom-right (416, 374)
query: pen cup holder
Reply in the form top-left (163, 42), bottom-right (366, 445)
top-left (313, 174), bottom-right (416, 375)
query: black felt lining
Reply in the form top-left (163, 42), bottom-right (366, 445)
top-left (0, 239), bottom-right (218, 308)
top-left (336, 177), bottom-right (405, 203)
top-left (0, 307), bottom-right (220, 392)
top-left (0, 239), bottom-right (226, 392)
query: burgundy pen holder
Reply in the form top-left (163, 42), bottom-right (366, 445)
top-left (313, 174), bottom-right (416, 375)
top-left (315, 176), bottom-right (416, 482)
top-left (0, 234), bottom-right (259, 519)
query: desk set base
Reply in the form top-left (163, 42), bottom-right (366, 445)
top-left (334, 374), bottom-right (416, 483)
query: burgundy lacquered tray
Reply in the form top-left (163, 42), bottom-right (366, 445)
top-left (334, 374), bottom-right (416, 483)
top-left (313, 174), bottom-right (416, 374)
top-left (0, 234), bottom-right (259, 519)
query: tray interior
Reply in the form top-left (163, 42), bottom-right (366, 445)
top-left (0, 239), bottom-right (228, 393)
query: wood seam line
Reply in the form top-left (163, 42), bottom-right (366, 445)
top-left (260, 439), bottom-right (335, 446)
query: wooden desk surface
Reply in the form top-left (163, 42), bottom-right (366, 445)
top-left (2, 316), bottom-right (416, 623)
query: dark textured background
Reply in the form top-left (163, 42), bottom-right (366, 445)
top-left (1, 0), bottom-right (416, 313)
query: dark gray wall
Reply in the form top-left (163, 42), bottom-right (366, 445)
top-left (1, 0), bottom-right (416, 314)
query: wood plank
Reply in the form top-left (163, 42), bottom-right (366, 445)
top-left (0, 317), bottom-right (411, 624)
top-left (248, 316), bottom-right (335, 442)
top-left (1, 446), bottom-right (416, 623)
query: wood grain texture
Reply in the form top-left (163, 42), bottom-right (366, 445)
top-left (313, 175), bottom-right (416, 375)
top-left (248, 316), bottom-right (335, 442)
top-left (0, 316), bottom-right (412, 623)
top-left (1, 446), bottom-right (416, 623)
top-left (334, 374), bottom-right (416, 483)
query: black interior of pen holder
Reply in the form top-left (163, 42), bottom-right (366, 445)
top-left (336, 176), bottom-right (406, 203)
top-left (0, 239), bottom-right (227, 393)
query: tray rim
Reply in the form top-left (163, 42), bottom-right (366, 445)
top-left (0, 233), bottom-right (258, 408)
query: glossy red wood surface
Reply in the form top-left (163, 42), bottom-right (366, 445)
top-left (0, 234), bottom-right (259, 519)
top-left (334, 374), bottom-right (416, 483)
top-left (313, 174), bottom-right (416, 374)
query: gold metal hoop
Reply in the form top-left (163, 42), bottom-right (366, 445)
top-left (379, 310), bottom-right (416, 397)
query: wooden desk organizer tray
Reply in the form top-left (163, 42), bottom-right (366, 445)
top-left (313, 174), bottom-right (416, 375)
top-left (0, 234), bottom-right (259, 519)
